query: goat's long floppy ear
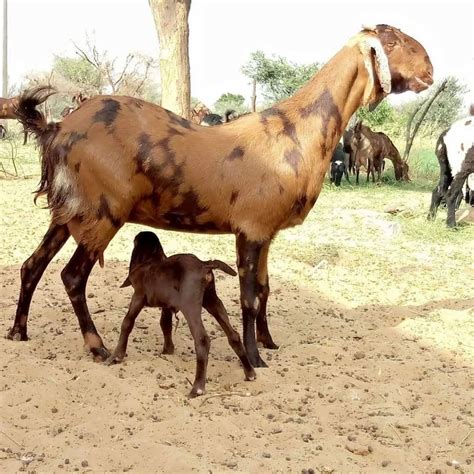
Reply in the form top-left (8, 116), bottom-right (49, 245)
top-left (359, 36), bottom-right (392, 105)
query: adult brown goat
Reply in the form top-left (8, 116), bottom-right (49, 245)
top-left (9, 25), bottom-right (433, 367)
top-left (352, 122), bottom-right (409, 183)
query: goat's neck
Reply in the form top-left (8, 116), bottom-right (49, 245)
top-left (277, 45), bottom-right (370, 161)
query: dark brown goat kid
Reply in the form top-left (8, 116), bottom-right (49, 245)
top-left (106, 231), bottom-right (256, 397)
top-left (352, 122), bottom-right (409, 183)
top-left (9, 25), bottom-right (433, 367)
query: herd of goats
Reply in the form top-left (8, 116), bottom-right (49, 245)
top-left (0, 25), bottom-right (473, 396)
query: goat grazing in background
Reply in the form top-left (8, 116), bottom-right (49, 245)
top-left (192, 105), bottom-right (240, 126)
top-left (352, 122), bottom-right (408, 183)
top-left (343, 128), bottom-right (356, 175)
top-left (428, 111), bottom-right (474, 227)
top-left (60, 93), bottom-right (89, 118)
top-left (330, 143), bottom-right (350, 186)
top-left (10, 25), bottom-right (433, 367)
top-left (106, 231), bottom-right (256, 397)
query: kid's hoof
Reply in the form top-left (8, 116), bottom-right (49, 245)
top-left (189, 387), bottom-right (205, 398)
top-left (91, 346), bottom-right (111, 362)
top-left (249, 353), bottom-right (268, 368)
top-left (245, 369), bottom-right (257, 381)
top-left (104, 352), bottom-right (126, 366)
top-left (262, 341), bottom-right (279, 350)
top-left (161, 344), bottom-right (175, 355)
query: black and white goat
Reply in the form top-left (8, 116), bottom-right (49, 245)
top-left (330, 143), bottom-right (350, 186)
top-left (428, 113), bottom-right (474, 227)
top-left (200, 109), bottom-right (239, 126)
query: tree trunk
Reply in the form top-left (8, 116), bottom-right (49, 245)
top-left (149, 0), bottom-right (191, 119)
top-left (2, 0), bottom-right (7, 98)
top-left (251, 78), bottom-right (257, 112)
top-left (403, 79), bottom-right (448, 161)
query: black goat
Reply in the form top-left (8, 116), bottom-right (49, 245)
top-left (330, 143), bottom-right (350, 186)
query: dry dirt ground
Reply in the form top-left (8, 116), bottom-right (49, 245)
top-left (1, 173), bottom-right (473, 473)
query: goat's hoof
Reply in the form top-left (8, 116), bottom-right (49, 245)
top-left (262, 341), bottom-right (279, 350)
top-left (6, 327), bottom-right (28, 341)
top-left (104, 352), bottom-right (125, 366)
top-left (91, 346), bottom-right (111, 362)
top-left (249, 354), bottom-right (268, 368)
top-left (188, 387), bottom-right (205, 398)
top-left (245, 368), bottom-right (257, 381)
top-left (161, 345), bottom-right (175, 355)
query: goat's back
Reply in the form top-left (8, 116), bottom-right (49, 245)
top-left (441, 117), bottom-right (474, 176)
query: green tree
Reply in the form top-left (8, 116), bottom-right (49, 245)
top-left (242, 50), bottom-right (320, 103)
top-left (356, 99), bottom-right (394, 129)
top-left (214, 92), bottom-right (246, 114)
top-left (399, 76), bottom-right (467, 137)
top-left (53, 55), bottom-right (103, 94)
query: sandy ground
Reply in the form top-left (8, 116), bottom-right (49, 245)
top-left (1, 175), bottom-right (473, 473)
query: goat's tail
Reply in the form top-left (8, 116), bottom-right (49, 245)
top-left (16, 86), bottom-right (61, 204)
top-left (120, 276), bottom-right (132, 288)
top-left (205, 260), bottom-right (237, 276)
top-left (16, 86), bottom-right (57, 139)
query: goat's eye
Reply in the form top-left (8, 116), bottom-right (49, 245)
top-left (387, 42), bottom-right (396, 48)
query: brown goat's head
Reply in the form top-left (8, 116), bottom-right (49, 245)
top-left (358, 25), bottom-right (433, 105)
top-left (191, 103), bottom-right (211, 124)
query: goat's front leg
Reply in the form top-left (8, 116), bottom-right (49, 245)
top-left (106, 293), bottom-right (145, 365)
top-left (236, 234), bottom-right (269, 368)
top-left (61, 244), bottom-right (109, 361)
top-left (255, 241), bottom-right (278, 349)
top-left (7, 222), bottom-right (70, 341)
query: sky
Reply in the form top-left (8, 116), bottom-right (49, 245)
top-left (1, 0), bottom-right (473, 108)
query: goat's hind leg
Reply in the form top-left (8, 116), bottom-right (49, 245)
top-left (446, 171), bottom-right (471, 227)
top-left (159, 308), bottom-right (175, 354)
top-left (61, 243), bottom-right (110, 361)
top-left (181, 304), bottom-right (210, 397)
top-left (7, 222), bottom-right (70, 341)
top-left (203, 282), bottom-right (256, 381)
